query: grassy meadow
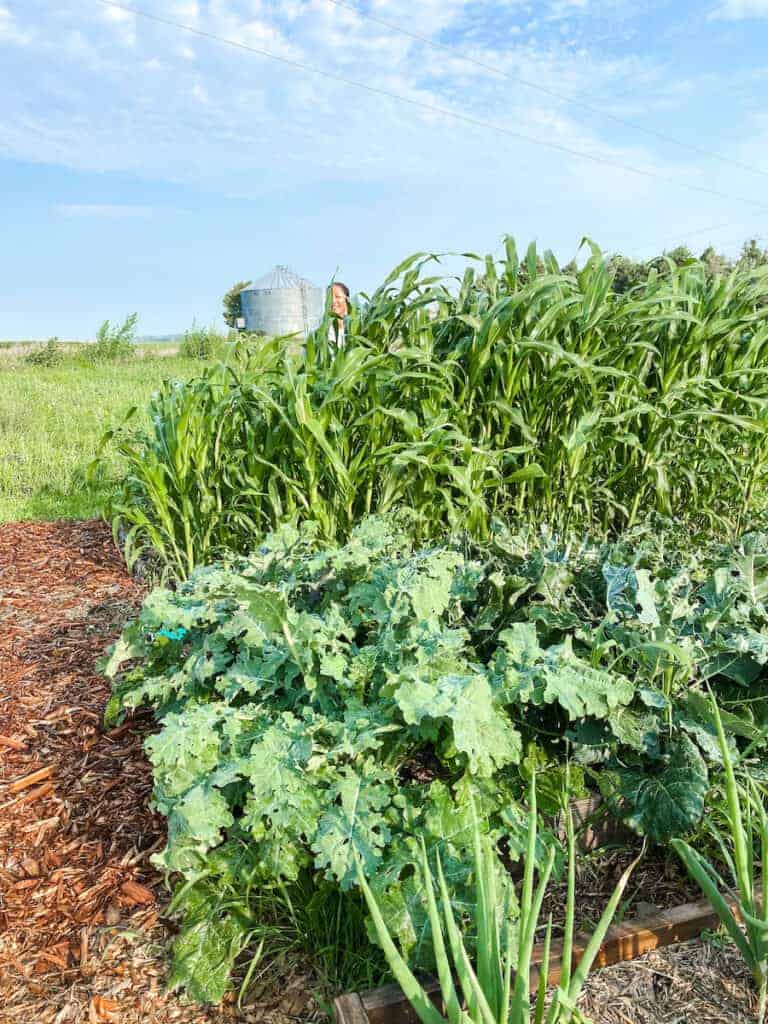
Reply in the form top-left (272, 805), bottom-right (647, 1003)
top-left (0, 346), bottom-right (202, 522)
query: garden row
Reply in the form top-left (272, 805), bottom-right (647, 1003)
top-left (100, 239), bottom-right (768, 1021)
top-left (100, 238), bottom-right (768, 576)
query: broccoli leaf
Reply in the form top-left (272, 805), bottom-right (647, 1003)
top-left (394, 666), bottom-right (521, 775)
top-left (603, 734), bottom-right (708, 842)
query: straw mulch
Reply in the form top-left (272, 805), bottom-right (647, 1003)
top-left (580, 937), bottom-right (758, 1023)
top-left (0, 520), bottom-right (316, 1024)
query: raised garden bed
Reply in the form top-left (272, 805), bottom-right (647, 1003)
top-left (334, 798), bottom-right (755, 1024)
top-left (335, 886), bottom-right (759, 1024)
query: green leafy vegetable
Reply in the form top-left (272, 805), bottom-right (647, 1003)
top-left (602, 734), bottom-right (708, 842)
top-left (103, 515), bottom-right (768, 997)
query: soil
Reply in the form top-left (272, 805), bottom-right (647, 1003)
top-left (539, 842), bottom-right (703, 941)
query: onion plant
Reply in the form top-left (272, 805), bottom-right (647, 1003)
top-left (357, 776), bottom-right (640, 1024)
top-left (97, 239), bottom-right (768, 577)
top-left (671, 692), bottom-right (768, 1022)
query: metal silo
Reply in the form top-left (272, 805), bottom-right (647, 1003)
top-left (240, 266), bottom-right (324, 338)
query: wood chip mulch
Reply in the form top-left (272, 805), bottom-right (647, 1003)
top-left (0, 520), bottom-right (316, 1024)
top-left (580, 937), bottom-right (758, 1023)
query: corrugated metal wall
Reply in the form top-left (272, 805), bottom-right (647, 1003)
top-left (241, 284), bottom-right (324, 338)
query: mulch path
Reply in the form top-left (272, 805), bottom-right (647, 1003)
top-left (0, 520), bottom-right (315, 1024)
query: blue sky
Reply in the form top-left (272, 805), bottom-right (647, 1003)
top-left (1, 0), bottom-right (767, 338)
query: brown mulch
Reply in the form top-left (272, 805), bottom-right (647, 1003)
top-left (0, 520), bottom-right (317, 1024)
top-left (580, 937), bottom-right (758, 1023)
top-left (540, 842), bottom-right (702, 941)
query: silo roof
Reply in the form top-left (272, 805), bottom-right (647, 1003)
top-left (241, 265), bottom-right (318, 292)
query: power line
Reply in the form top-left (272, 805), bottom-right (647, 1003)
top-left (95, 0), bottom-right (768, 214)
top-left (324, 0), bottom-right (768, 182)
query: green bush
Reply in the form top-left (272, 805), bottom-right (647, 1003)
top-left (103, 515), bottom-right (768, 1001)
top-left (84, 313), bottom-right (138, 364)
top-left (179, 322), bottom-right (228, 360)
top-left (25, 337), bottom-right (64, 367)
top-left (102, 517), bottom-right (557, 997)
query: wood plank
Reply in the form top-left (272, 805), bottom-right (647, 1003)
top-left (361, 981), bottom-right (441, 1024)
top-left (530, 893), bottom-right (732, 989)
top-left (334, 993), bottom-right (370, 1024)
top-left (505, 797), bottom-right (627, 881)
top-left (553, 795), bottom-right (630, 851)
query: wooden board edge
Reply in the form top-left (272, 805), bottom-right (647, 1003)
top-left (334, 992), bottom-right (369, 1024)
top-left (534, 881), bottom-right (760, 985)
top-left (531, 894), bottom-right (720, 988)
top-left (554, 794), bottom-right (630, 850)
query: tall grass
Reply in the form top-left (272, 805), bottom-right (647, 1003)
top-left (179, 321), bottom-right (234, 360)
top-left (0, 353), bottom-right (201, 522)
top-left (99, 238), bottom-right (768, 578)
top-left (83, 312), bottom-right (139, 364)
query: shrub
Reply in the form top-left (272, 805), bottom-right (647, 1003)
top-left (103, 516), bottom-right (768, 1001)
top-left (179, 322), bottom-right (227, 360)
top-left (222, 279), bottom-right (251, 329)
top-left (102, 518), bottom-right (564, 995)
top-left (25, 337), bottom-right (64, 367)
top-left (84, 313), bottom-right (138, 363)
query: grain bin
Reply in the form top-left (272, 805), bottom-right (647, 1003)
top-left (239, 266), bottom-right (324, 338)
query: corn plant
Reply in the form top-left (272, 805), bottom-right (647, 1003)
top-left (671, 692), bottom-right (768, 1022)
top-left (357, 777), bottom-right (640, 1024)
top-left (97, 239), bottom-right (768, 577)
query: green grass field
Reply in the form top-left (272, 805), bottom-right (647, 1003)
top-left (0, 352), bottom-right (201, 522)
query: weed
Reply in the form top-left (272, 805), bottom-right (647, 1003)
top-left (83, 313), bottom-right (138, 364)
top-left (24, 338), bottom-right (64, 367)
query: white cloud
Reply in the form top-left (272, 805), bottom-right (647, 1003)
top-left (0, 4), bottom-right (32, 45)
top-left (709, 0), bottom-right (768, 17)
top-left (547, 0), bottom-right (591, 18)
top-left (100, 4), bottom-right (137, 46)
top-left (171, 1), bottom-right (201, 25)
top-left (55, 204), bottom-right (157, 218)
top-left (0, 0), bottom-right (766, 267)
top-left (190, 81), bottom-right (210, 104)
top-left (101, 4), bottom-right (133, 23)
